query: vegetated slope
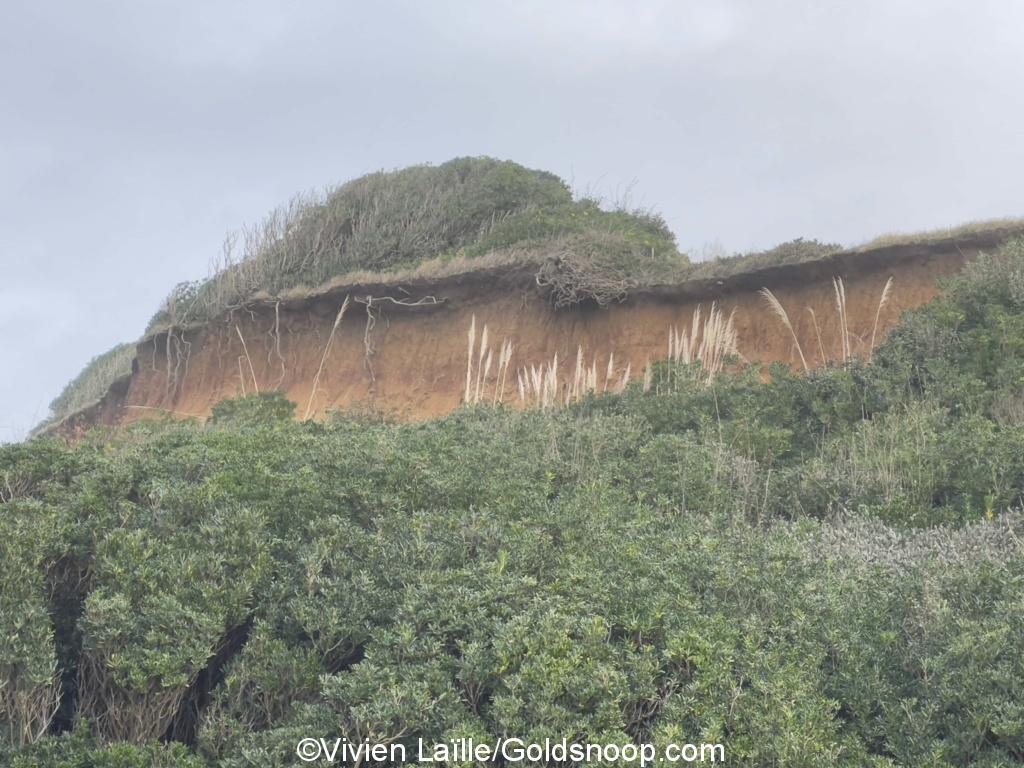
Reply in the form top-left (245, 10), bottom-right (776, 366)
top-left (146, 156), bottom-right (684, 332)
top-left (3, 241), bottom-right (1024, 766)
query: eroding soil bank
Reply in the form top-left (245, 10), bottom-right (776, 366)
top-left (59, 235), bottom-right (992, 434)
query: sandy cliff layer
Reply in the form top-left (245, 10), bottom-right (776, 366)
top-left (60, 232), bottom-right (1009, 434)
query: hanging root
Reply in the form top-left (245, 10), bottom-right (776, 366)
top-left (268, 301), bottom-right (287, 389)
top-left (238, 357), bottom-right (247, 396)
top-left (362, 297), bottom-right (378, 383)
top-left (162, 328), bottom-right (192, 401)
top-left (304, 295), bottom-right (350, 420)
top-left (465, 315), bottom-right (476, 404)
top-left (353, 295), bottom-right (440, 386)
top-left (235, 325), bottom-right (259, 394)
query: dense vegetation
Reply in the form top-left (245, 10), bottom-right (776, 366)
top-left (147, 157), bottom-right (684, 331)
top-left (33, 344), bottom-right (135, 435)
top-left (3, 241), bottom-right (1024, 765)
top-left (685, 237), bottom-right (842, 280)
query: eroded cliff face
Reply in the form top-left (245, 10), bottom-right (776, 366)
top-left (60, 236), bottom-right (987, 434)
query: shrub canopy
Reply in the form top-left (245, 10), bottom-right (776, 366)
top-left (5, 240), bottom-right (1024, 765)
top-left (147, 157), bottom-right (684, 330)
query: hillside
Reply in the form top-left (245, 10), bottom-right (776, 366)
top-left (34, 159), bottom-right (1024, 435)
top-left (3, 238), bottom-right (1024, 765)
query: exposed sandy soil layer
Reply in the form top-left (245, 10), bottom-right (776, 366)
top-left (59, 232), bottom-right (1006, 434)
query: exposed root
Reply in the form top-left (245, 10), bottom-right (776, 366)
top-left (267, 301), bottom-right (288, 389)
top-left (304, 296), bottom-right (350, 420)
top-left (179, 330), bottom-right (192, 385)
top-left (235, 325), bottom-right (259, 394)
top-left (353, 295), bottom-right (442, 385)
top-left (361, 297), bottom-right (378, 383)
top-left (162, 329), bottom-right (192, 402)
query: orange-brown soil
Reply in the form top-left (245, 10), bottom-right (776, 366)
top-left (59, 234), bottom-right (997, 435)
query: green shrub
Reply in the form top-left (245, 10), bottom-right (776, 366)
top-left (208, 392), bottom-right (296, 429)
top-left (145, 158), bottom-right (688, 330)
top-left (6, 236), bottom-right (1024, 766)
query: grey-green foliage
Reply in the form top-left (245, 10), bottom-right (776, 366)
top-left (5, 240), bottom-right (1024, 765)
top-left (36, 343), bottom-right (135, 432)
top-left (3, 392), bottom-right (1023, 765)
top-left (146, 157), bottom-right (684, 330)
top-left (0, 506), bottom-right (59, 747)
top-left (686, 236), bottom-right (843, 280)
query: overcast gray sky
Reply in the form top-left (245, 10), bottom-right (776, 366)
top-left (3, 1), bottom-right (1023, 441)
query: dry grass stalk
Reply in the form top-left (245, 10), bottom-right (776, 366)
top-left (520, 353), bottom-right (559, 409)
top-left (465, 315), bottom-right (476, 403)
top-left (833, 277), bottom-right (850, 362)
top-left (517, 347), bottom-right (630, 409)
top-left (518, 354), bottom-right (558, 409)
top-left (698, 304), bottom-right (739, 381)
top-left (667, 306), bottom-right (703, 365)
top-left (465, 317), bottom-right (516, 406)
top-left (760, 289), bottom-right (808, 371)
top-left (492, 339), bottom-right (514, 405)
top-left (270, 300), bottom-right (287, 389)
top-left (304, 295), bottom-right (350, 419)
top-left (665, 302), bottom-right (742, 388)
top-left (474, 324), bottom-right (490, 403)
top-left (480, 348), bottom-right (493, 401)
top-left (807, 308), bottom-right (826, 365)
top-left (869, 276), bottom-right (894, 359)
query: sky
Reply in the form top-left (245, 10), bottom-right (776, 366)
top-left (3, 0), bottom-right (1024, 441)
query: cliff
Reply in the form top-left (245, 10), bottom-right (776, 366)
top-left (55, 226), bottom-right (1020, 435)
